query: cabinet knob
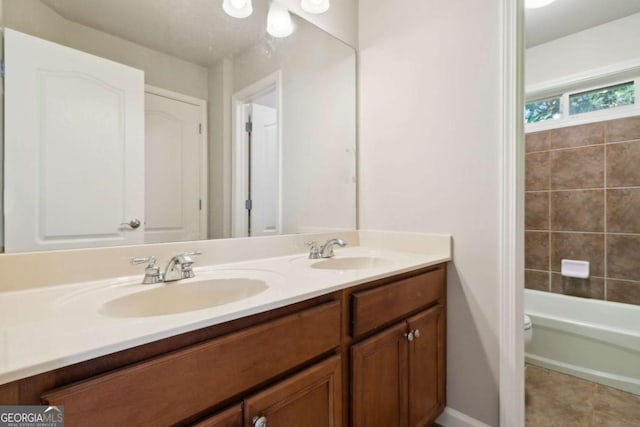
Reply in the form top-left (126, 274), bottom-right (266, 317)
top-left (253, 416), bottom-right (268, 427)
top-left (405, 331), bottom-right (414, 341)
top-left (413, 329), bottom-right (420, 338)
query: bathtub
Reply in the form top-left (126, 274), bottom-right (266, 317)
top-left (525, 289), bottom-right (640, 395)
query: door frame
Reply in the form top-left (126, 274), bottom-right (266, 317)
top-left (498, 0), bottom-right (525, 426)
top-left (231, 70), bottom-right (283, 237)
top-left (144, 85), bottom-right (208, 240)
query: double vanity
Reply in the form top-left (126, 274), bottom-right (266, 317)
top-left (0, 231), bottom-right (450, 426)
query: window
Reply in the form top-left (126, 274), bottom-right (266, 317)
top-left (525, 77), bottom-right (638, 129)
top-left (569, 81), bottom-right (634, 115)
top-left (525, 96), bottom-right (561, 124)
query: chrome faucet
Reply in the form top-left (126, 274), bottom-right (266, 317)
top-left (318, 238), bottom-right (347, 258)
top-left (163, 251), bottom-right (202, 282)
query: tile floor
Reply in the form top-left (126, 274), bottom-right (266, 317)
top-left (526, 364), bottom-right (640, 426)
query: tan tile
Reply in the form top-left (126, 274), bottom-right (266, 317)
top-left (527, 152), bottom-right (550, 191)
top-left (526, 192), bottom-right (549, 230)
top-left (607, 235), bottom-right (640, 282)
top-left (550, 146), bottom-right (604, 190)
top-left (606, 116), bottom-right (640, 143)
top-left (591, 413), bottom-right (640, 427)
top-left (607, 189), bottom-right (640, 233)
top-left (550, 190), bottom-right (604, 232)
top-left (551, 273), bottom-right (604, 300)
top-left (607, 279), bottom-right (640, 305)
top-left (607, 141), bottom-right (640, 187)
top-left (526, 131), bottom-right (550, 152)
top-left (525, 270), bottom-right (550, 291)
top-left (594, 384), bottom-right (640, 424)
top-left (551, 232), bottom-right (605, 277)
top-left (526, 232), bottom-right (549, 270)
top-left (525, 365), bottom-right (594, 427)
top-left (550, 122), bottom-right (605, 149)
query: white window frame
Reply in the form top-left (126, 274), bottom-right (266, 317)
top-left (525, 75), bottom-right (640, 133)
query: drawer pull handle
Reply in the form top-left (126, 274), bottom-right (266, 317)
top-left (405, 331), bottom-right (414, 342)
top-left (253, 416), bottom-right (268, 427)
top-left (414, 329), bottom-right (420, 338)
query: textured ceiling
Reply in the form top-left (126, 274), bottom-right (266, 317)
top-left (41, 0), bottom-right (271, 66)
top-left (526, 0), bottom-right (640, 47)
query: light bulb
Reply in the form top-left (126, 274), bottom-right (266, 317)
top-left (267, 2), bottom-right (294, 38)
top-left (300, 0), bottom-right (330, 14)
top-left (525, 0), bottom-right (557, 9)
top-left (223, 0), bottom-right (253, 18)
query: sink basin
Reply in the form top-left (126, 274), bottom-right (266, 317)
top-left (100, 278), bottom-right (269, 318)
top-left (310, 256), bottom-right (393, 271)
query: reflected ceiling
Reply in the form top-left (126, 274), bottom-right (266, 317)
top-left (42, 0), bottom-right (268, 65)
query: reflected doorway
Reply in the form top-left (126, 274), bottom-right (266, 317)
top-left (232, 71), bottom-right (282, 237)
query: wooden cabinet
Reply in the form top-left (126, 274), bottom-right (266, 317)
top-left (194, 356), bottom-right (342, 427)
top-left (193, 405), bottom-right (243, 427)
top-left (351, 305), bottom-right (445, 427)
top-left (352, 322), bottom-right (408, 427)
top-left (244, 355), bottom-right (342, 427)
top-left (407, 306), bottom-right (445, 427)
top-left (2, 264), bottom-right (446, 427)
top-left (42, 301), bottom-right (341, 426)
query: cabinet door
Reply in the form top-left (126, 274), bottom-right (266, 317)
top-left (407, 305), bottom-right (445, 427)
top-left (193, 404), bottom-right (243, 427)
top-left (244, 356), bottom-right (342, 427)
top-left (351, 322), bottom-right (408, 427)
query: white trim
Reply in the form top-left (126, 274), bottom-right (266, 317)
top-left (436, 407), bottom-right (491, 427)
top-left (231, 71), bottom-right (283, 237)
top-left (144, 84), bottom-right (208, 240)
top-left (526, 57), bottom-right (640, 100)
top-left (499, 0), bottom-right (525, 426)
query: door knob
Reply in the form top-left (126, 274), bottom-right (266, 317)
top-left (120, 218), bottom-right (141, 229)
top-left (252, 416), bottom-right (268, 427)
top-left (405, 331), bottom-right (414, 342)
top-left (413, 329), bottom-right (420, 338)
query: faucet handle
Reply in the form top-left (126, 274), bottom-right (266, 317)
top-left (131, 256), bottom-right (157, 266)
top-left (130, 256), bottom-right (163, 284)
top-left (184, 251), bottom-right (203, 256)
top-left (306, 241), bottom-right (320, 259)
top-left (179, 251), bottom-right (202, 278)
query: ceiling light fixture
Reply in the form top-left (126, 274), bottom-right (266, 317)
top-left (525, 0), bottom-right (557, 9)
top-left (223, 0), bottom-right (253, 18)
top-left (267, 2), bottom-right (294, 38)
top-left (300, 0), bottom-right (330, 14)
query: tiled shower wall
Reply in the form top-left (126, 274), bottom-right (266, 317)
top-left (525, 115), bottom-right (640, 305)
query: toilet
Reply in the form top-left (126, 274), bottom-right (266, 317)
top-left (524, 314), bottom-right (533, 345)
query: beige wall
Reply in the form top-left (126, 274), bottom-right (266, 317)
top-left (3, 0), bottom-right (208, 99)
top-left (526, 12), bottom-right (640, 87)
top-left (358, 0), bottom-right (502, 424)
top-left (208, 59), bottom-right (234, 239)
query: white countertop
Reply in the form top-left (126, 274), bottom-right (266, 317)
top-left (0, 234), bottom-right (451, 385)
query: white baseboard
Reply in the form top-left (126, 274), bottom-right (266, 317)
top-left (436, 407), bottom-right (492, 427)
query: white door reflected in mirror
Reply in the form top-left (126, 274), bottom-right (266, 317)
top-left (4, 29), bottom-right (145, 253)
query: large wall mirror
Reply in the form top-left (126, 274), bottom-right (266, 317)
top-left (0, 0), bottom-right (356, 253)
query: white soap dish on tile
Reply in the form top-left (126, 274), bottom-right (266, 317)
top-left (561, 259), bottom-right (589, 279)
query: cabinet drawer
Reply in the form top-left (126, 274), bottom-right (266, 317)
top-left (351, 268), bottom-right (444, 337)
top-left (244, 355), bottom-right (342, 427)
top-left (42, 301), bottom-right (341, 426)
top-left (193, 404), bottom-right (243, 427)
